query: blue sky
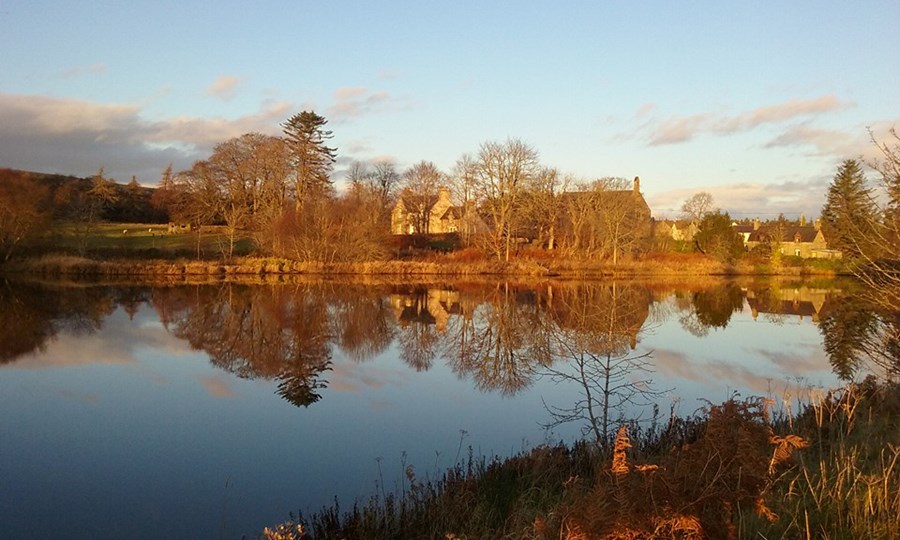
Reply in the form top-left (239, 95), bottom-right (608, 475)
top-left (1, 1), bottom-right (898, 217)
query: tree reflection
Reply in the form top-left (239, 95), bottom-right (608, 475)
top-left (815, 289), bottom-right (900, 380)
top-left (444, 284), bottom-right (551, 395)
top-left (679, 282), bottom-right (744, 335)
top-left (539, 282), bottom-right (660, 443)
top-left (332, 287), bottom-right (396, 363)
top-left (0, 281), bottom-right (118, 364)
top-left (5, 277), bottom-right (895, 410)
top-left (392, 288), bottom-right (442, 371)
top-left (151, 284), bottom-right (334, 407)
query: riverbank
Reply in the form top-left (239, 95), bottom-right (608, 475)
top-left (264, 377), bottom-right (900, 540)
top-left (0, 252), bottom-right (843, 280)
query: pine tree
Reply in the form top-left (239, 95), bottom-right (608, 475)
top-left (281, 111), bottom-right (337, 209)
top-left (821, 159), bottom-right (877, 259)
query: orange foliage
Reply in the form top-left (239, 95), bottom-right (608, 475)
top-left (551, 397), bottom-right (808, 540)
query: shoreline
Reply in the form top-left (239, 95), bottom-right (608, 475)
top-left (0, 253), bottom-right (844, 282)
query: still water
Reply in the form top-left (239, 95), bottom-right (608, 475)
top-left (0, 277), bottom-right (882, 539)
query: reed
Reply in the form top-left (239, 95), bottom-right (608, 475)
top-left (261, 378), bottom-right (899, 539)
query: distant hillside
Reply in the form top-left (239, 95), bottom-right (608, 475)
top-left (0, 168), bottom-right (167, 223)
top-left (0, 168), bottom-right (89, 188)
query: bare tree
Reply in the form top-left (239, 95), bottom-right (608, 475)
top-left (0, 172), bottom-right (50, 261)
top-left (855, 129), bottom-right (900, 312)
top-left (681, 191), bottom-right (716, 223)
top-left (474, 139), bottom-right (540, 261)
top-left (450, 154), bottom-right (480, 246)
top-left (523, 167), bottom-right (569, 250)
top-left (370, 160), bottom-right (401, 211)
top-left (590, 177), bottom-right (649, 264)
top-left (557, 178), bottom-right (649, 262)
top-left (400, 160), bottom-right (444, 234)
top-left (540, 283), bottom-right (663, 444)
top-left (190, 133), bottom-right (290, 258)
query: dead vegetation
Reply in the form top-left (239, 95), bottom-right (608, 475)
top-left (263, 378), bottom-right (899, 539)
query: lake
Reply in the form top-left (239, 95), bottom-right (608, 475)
top-left (0, 276), bottom-right (888, 539)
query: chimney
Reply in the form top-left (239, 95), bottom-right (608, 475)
top-left (753, 218), bottom-right (761, 231)
top-left (633, 176), bottom-right (640, 194)
top-left (800, 213), bottom-right (807, 226)
top-left (814, 218), bottom-right (821, 231)
top-left (438, 186), bottom-right (451, 202)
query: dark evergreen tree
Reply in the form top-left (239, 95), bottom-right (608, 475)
top-left (821, 159), bottom-right (877, 259)
top-left (694, 211), bottom-right (744, 262)
top-left (281, 111), bottom-right (337, 209)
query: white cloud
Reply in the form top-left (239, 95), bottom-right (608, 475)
top-left (714, 95), bottom-right (848, 133)
top-left (61, 62), bottom-right (106, 79)
top-left (327, 86), bottom-right (399, 122)
top-left (205, 75), bottom-right (243, 101)
top-left (645, 95), bottom-right (850, 146)
top-left (646, 177), bottom-right (832, 220)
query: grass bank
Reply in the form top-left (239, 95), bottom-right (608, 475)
top-left (0, 251), bottom-right (842, 279)
top-left (264, 377), bottom-right (899, 539)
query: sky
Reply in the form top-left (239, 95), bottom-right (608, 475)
top-left (2, 1), bottom-right (898, 218)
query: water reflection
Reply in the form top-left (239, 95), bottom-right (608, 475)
top-left (0, 281), bottom-right (119, 364)
top-left (540, 283), bottom-right (660, 443)
top-left (2, 277), bottom-right (897, 396)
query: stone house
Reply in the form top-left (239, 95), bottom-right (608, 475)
top-left (745, 223), bottom-right (840, 259)
top-left (391, 186), bottom-right (487, 236)
top-left (653, 219), bottom-right (698, 242)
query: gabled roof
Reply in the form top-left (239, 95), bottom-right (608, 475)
top-left (748, 226), bottom-right (820, 243)
top-left (558, 189), bottom-right (650, 212)
top-left (398, 193), bottom-right (438, 212)
top-left (440, 206), bottom-right (463, 220)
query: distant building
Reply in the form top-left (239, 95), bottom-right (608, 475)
top-left (391, 186), bottom-right (487, 236)
top-left (732, 219), bottom-right (761, 243)
top-left (745, 222), bottom-right (841, 259)
top-left (559, 177), bottom-right (652, 238)
top-left (652, 218), bottom-right (697, 243)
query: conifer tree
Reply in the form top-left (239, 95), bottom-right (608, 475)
top-left (821, 159), bottom-right (877, 259)
top-left (281, 111), bottom-right (337, 209)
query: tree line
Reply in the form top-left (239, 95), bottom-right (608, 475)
top-left (1, 110), bottom-right (655, 263)
top-left (2, 113), bottom-right (898, 276)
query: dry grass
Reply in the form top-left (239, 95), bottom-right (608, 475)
top-left (2, 241), bottom-right (842, 279)
top-left (261, 379), bottom-right (899, 540)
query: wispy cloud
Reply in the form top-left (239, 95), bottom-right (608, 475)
top-left (716, 96), bottom-right (847, 133)
top-left (61, 62), bottom-right (106, 79)
top-left (327, 86), bottom-right (398, 122)
top-left (764, 122), bottom-right (883, 161)
top-left (646, 177), bottom-right (833, 219)
top-left (646, 95), bottom-right (850, 146)
top-left (650, 112), bottom-right (716, 145)
top-left (205, 75), bottom-right (243, 101)
top-left (636, 103), bottom-right (656, 118)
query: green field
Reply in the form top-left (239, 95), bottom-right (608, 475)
top-left (42, 222), bottom-right (254, 259)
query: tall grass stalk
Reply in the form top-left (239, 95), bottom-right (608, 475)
top-left (262, 379), bottom-right (898, 539)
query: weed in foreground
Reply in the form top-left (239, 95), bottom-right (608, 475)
top-left (262, 379), bottom-right (899, 539)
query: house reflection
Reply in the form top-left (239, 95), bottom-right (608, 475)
top-left (390, 288), bottom-right (468, 333)
top-left (745, 286), bottom-right (839, 322)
